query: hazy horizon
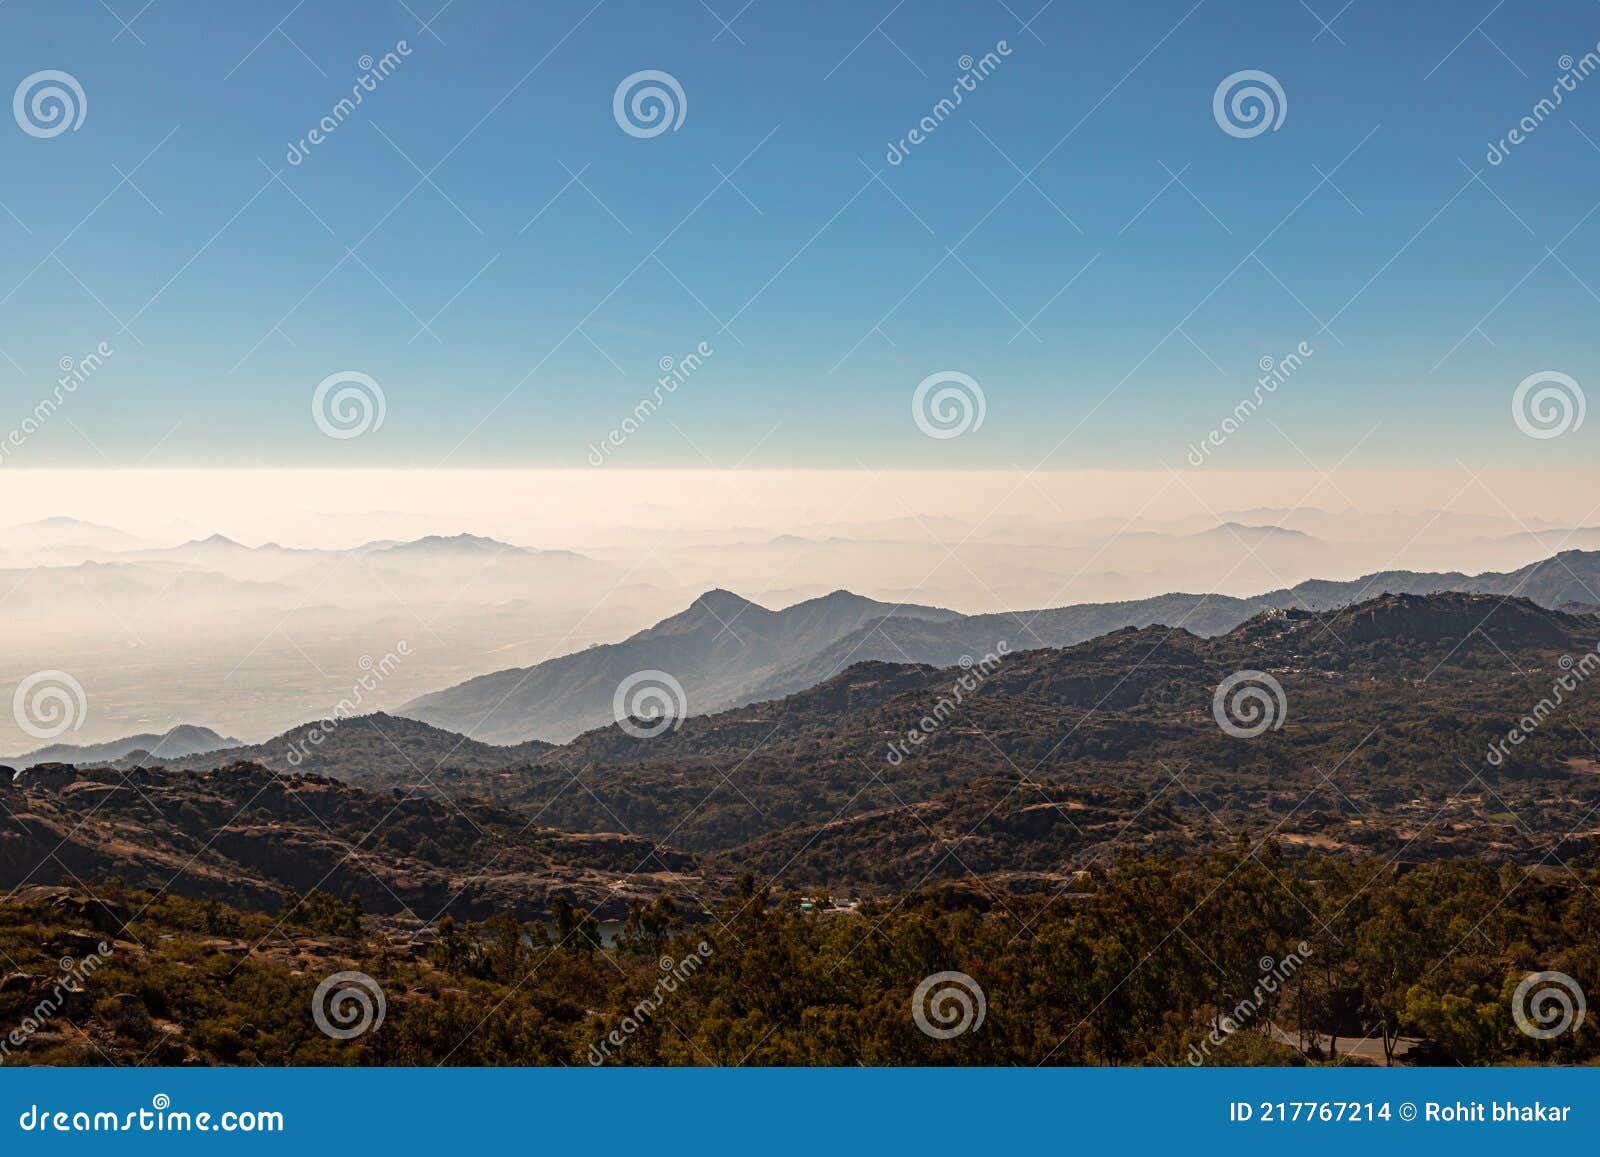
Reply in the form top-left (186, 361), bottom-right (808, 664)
top-left (4, 471), bottom-right (1600, 753)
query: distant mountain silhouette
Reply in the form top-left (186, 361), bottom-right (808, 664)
top-left (1184, 521), bottom-right (1315, 542)
top-left (0, 516), bottom-right (146, 552)
top-left (7, 723), bottom-right (237, 766)
top-left (398, 588), bottom-right (960, 743)
top-left (111, 712), bottom-right (551, 786)
top-left (397, 549), bottom-right (1600, 744)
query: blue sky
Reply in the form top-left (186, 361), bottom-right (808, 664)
top-left (1, 0), bottom-right (1597, 471)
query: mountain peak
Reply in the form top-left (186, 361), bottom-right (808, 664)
top-left (1194, 522), bottom-right (1310, 540)
top-left (374, 533), bottom-right (525, 555)
top-left (690, 588), bottom-right (760, 616)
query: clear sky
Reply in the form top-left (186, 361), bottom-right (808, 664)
top-left (1, 0), bottom-right (1597, 472)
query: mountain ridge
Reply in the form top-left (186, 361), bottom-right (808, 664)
top-left (398, 586), bottom-right (959, 743)
top-left (395, 548), bottom-right (1600, 744)
top-left (16, 591), bottom-right (1600, 894)
top-left (4, 723), bottom-right (238, 767)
